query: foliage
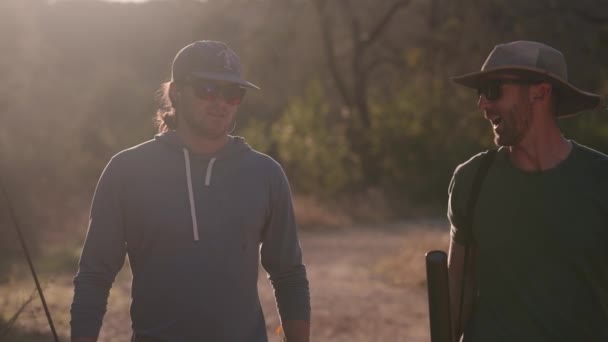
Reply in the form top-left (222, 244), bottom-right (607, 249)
top-left (369, 75), bottom-right (490, 202)
top-left (271, 81), bottom-right (362, 197)
top-left (0, 0), bottom-right (607, 279)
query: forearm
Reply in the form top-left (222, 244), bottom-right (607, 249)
top-left (448, 264), bottom-right (460, 341)
top-left (270, 265), bottom-right (311, 322)
top-left (282, 320), bottom-right (310, 342)
top-left (448, 268), bottom-right (475, 341)
top-left (71, 271), bottom-right (114, 339)
top-left (448, 241), bottom-right (476, 342)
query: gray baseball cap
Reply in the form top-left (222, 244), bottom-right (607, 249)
top-left (171, 40), bottom-right (260, 89)
top-left (452, 41), bottom-right (603, 117)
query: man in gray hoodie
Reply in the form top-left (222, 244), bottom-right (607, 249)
top-left (71, 40), bottom-right (311, 342)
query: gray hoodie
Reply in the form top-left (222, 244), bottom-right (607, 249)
top-left (71, 131), bottom-right (310, 341)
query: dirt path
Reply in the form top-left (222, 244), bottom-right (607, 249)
top-left (3, 219), bottom-right (449, 341)
top-left (259, 225), bottom-right (438, 342)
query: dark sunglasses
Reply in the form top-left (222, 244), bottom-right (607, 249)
top-left (477, 79), bottom-right (539, 101)
top-left (185, 80), bottom-right (247, 105)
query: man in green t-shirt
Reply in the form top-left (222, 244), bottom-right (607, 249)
top-left (447, 41), bottom-right (608, 342)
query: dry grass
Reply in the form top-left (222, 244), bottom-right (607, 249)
top-left (373, 223), bottom-right (450, 288)
top-left (0, 276), bottom-right (73, 341)
top-left (0, 262), bottom-right (132, 342)
top-left (293, 194), bottom-right (353, 228)
top-left (292, 188), bottom-right (405, 229)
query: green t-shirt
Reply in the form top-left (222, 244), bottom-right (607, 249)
top-left (448, 141), bottom-right (608, 342)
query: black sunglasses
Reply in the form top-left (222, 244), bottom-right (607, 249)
top-left (184, 80), bottom-right (247, 105)
top-left (477, 79), bottom-right (540, 101)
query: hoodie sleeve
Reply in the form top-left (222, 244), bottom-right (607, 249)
top-left (71, 156), bottom-right (127, 338)
top-left (260, 163), bottom-right (311, 322)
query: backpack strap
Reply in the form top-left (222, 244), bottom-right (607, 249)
top-left (456, 149), bottom-right (497, 338)
top-left (465, 150), bottom-right (497, 239)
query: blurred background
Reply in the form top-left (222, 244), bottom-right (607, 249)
top-left (0, 0), bottom-right (607, 341)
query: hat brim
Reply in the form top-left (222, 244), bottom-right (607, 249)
top-left (451, 66), bottom-right (603, 117)
top-left (188, 71), bottom-right (261, 90)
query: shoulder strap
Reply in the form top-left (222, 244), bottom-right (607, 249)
top-left (457, 149), bottom-right (497, 338)
top-left (465, 149), bottom-right (497, 237)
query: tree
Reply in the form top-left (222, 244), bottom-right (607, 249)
top-left (312, 0), bottom-right (413, 183)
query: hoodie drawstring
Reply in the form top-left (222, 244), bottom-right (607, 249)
top-left (205, 158), bottom-right (216, 186)
top-left (183, 149), bottom-right (199, 241)
top-left (183, 148), bottom-right (217, 241)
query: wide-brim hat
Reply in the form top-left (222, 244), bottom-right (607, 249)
top-left (171, 40), bottom-right (260, 90)
top-left (452, 41), bottom-right (603, 117)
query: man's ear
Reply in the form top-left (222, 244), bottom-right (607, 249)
top-left (530, 83), bottom-right (552, 102)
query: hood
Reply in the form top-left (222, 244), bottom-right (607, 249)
top-left (154, 130), bottom-right (252, 160)
top-left (154, 130), bottom-right (252, 242)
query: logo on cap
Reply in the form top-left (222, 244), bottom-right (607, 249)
top-left (217, 48), bottom-right (236, 71)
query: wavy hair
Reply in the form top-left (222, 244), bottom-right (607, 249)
top-left (155, 82), bottom-right (179, 133)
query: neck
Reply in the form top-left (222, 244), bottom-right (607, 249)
top-left (177, 127), bottom-right (229, 155)
top-left (507, 115), bottom-right (571, 172)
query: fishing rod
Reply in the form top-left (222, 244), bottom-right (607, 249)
top-left (0, 176), bottom-right (60, 342)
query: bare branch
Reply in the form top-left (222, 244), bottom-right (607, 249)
top-left (520, 3), bottom-right (608, 24)
top-left (314, 0), bottom-right (412, 129)
top-left (343, 0), bottom-right (361, 52)
top-left (313, 0), bottom-right (354, 107)
top-left (361, 0), bottom-right (412, 50)
top-left (550, 5), bottom-right (608, 24)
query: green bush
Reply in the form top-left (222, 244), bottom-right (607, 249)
top-left (271, 81), bottom-right (362, 197)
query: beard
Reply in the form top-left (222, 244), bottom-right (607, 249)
top-left (493, 102), bottom-right (532, 147)
top-left (179, 108), bottom-right (235, 139)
